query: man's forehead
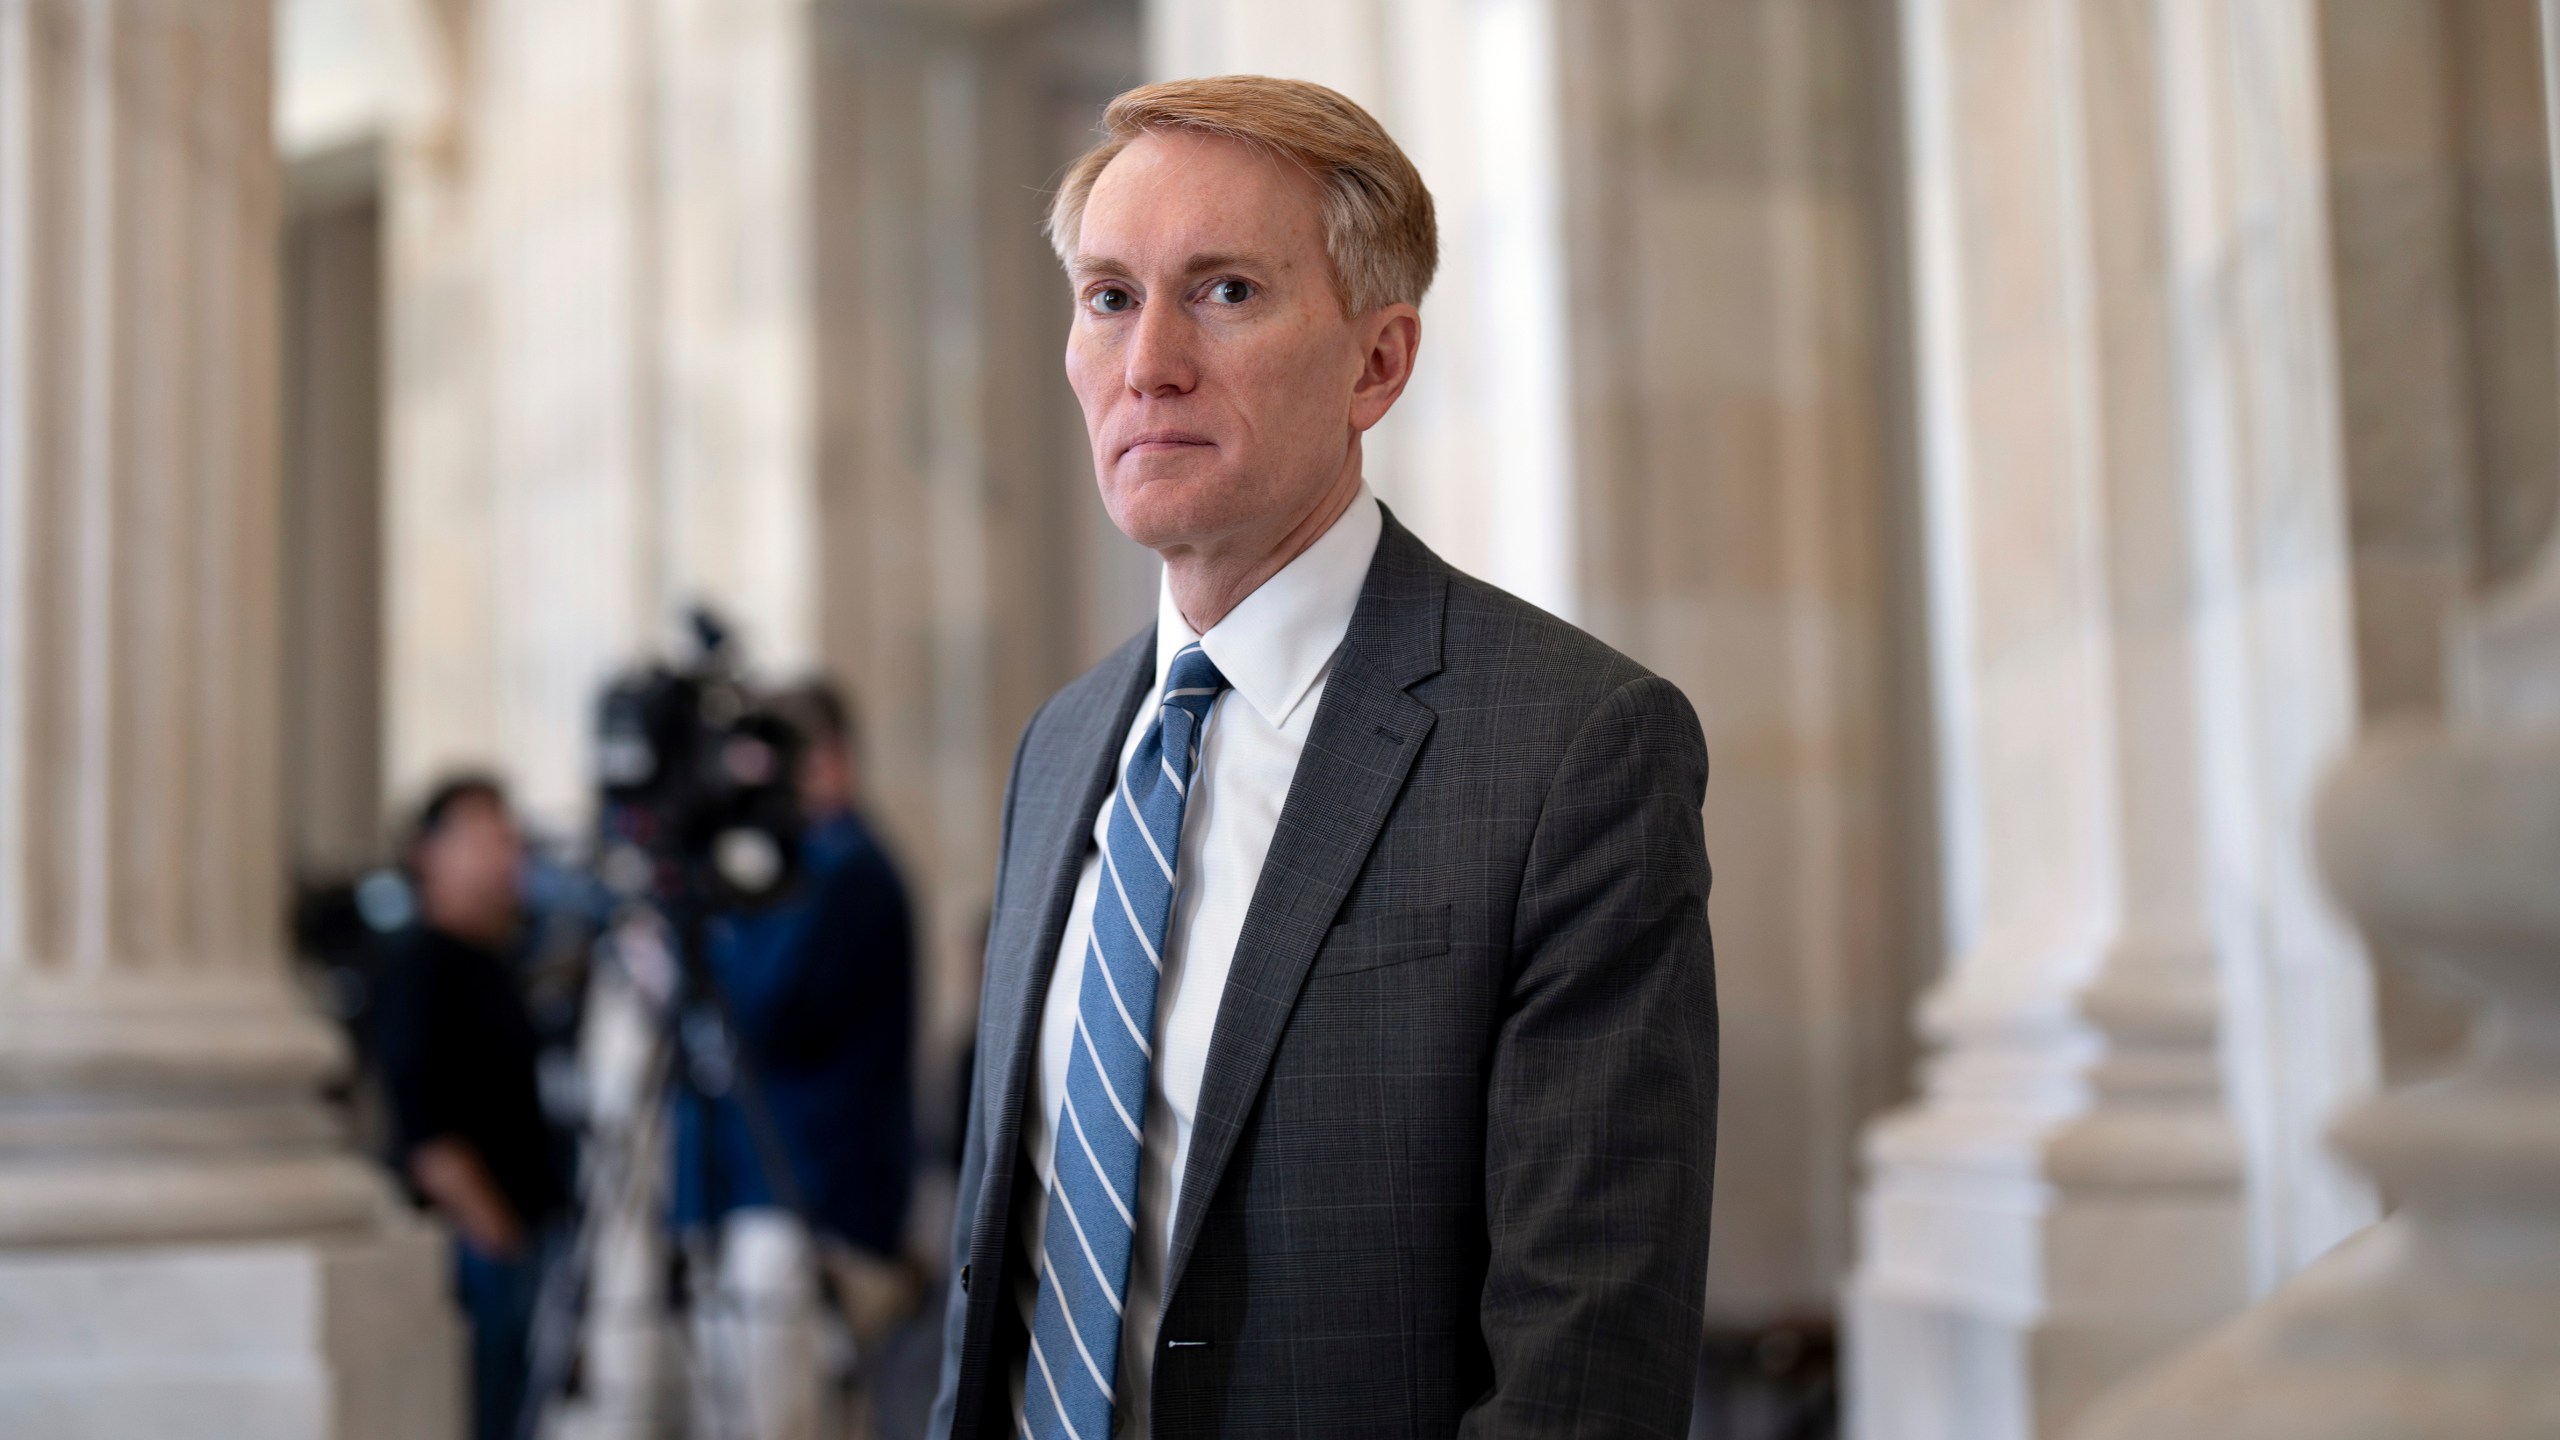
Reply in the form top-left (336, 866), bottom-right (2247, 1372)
top-left (1074, 129), bottom-right (1322, 271)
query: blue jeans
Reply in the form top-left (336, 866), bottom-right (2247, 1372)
top-left (454, 1231), bottom-right (553, 1440)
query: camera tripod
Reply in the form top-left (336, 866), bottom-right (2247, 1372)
top-left (519, 898), bottom-right (877, 1440)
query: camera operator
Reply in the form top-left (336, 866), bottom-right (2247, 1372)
top-left (374, 776), bottom-right (570, 1440)
top-left (672, 679), bottom-right (918, 1440)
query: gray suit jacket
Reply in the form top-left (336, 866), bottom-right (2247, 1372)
top-left (930, 510), bottom-right (1716, 1437)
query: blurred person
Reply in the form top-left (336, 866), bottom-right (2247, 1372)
top-left (931, 77), bottom-right (1715, 1439)
top-left (674, 679), bottom-right (919, 1440)
top-left (375, 776), bottom-right (569, 1440)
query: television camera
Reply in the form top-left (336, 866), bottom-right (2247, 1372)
top-left (524, 608), bottom-right (873, 1439)
top-left (592, 608), bottom-right (806, 915)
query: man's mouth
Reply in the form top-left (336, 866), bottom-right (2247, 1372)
top-left (1122, 430), bottom-right (1215, 458)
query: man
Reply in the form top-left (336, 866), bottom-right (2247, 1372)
top-left (673, 679), bottom-right (919, 1439)
top-left (930, 76), bottom-right (1717, 1439)
top-left (375, 776), bottom-right (569, 1440)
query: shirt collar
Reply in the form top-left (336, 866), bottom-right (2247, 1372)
top-left (1153, 485), bottom-right (1382, 729)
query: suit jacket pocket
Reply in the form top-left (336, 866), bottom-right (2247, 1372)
top-left (1309, 903), bottom-right (1451, 979)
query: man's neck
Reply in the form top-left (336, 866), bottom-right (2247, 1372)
top-left (1161, 455), bottom-right (1365, 634)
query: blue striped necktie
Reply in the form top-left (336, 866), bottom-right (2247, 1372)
top-left (1026, 642), bottom-right (1228, 1440)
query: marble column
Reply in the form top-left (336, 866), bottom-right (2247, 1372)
top-left (1848, 2), bottom-right (2374, 1436)
top-left (2068, 2), bottom-right (2560, 1435)
top-left (1552, 0), bottom-right (1920, 1326)
top-left (375, 0), bottom-right (498, 819)
top-left (0, 1), bottom-right (457, 1434)
top-left (456, 0), bottom-right (662, 829)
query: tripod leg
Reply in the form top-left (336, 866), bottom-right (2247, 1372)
top-left (520, 988), bottom-right (684, 1440)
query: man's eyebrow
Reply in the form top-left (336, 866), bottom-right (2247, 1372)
top-left (1066, 250), bottom-right (1277, 279)
top-left (1176, 251), bottom-right (1270, 275)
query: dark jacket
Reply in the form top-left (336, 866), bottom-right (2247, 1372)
top-left (931, 511), bottom-right (1718, 1437)
top-left (376, 925), bottom-right (570, 1231)
top-left (672, 811), bottom-right (917, 1257)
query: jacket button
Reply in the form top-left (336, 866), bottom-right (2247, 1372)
top-left (959, 1263), bottom-right (971, 1295)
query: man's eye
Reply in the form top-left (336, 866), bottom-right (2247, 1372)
top-left (1087, 287), bottom-right (1134, 315)
top-left (1205, 279), bottom-right (1254, 305)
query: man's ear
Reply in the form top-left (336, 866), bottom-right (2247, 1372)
top-left (1350, 304), bottom-right (1423, 433)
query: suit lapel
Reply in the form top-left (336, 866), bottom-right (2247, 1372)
top-left (971, 628), bottom-right (1153, 1257)
top-left (951, 630), bottom-right (1154, 1435)
top-left (1163, 511), bottom-right (1449, 1299)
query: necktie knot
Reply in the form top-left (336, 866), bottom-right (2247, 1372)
top-left (1160, 643), bottom-right (1229, 721)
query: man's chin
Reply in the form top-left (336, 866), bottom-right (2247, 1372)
top-left (1103, 470), bottom-right (1254, 552)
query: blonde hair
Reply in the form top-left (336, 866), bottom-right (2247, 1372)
top-left (1045, 75), bottom-right (1439, 315)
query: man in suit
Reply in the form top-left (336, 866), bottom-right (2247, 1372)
top-left (931, 75), bottom-right (1716, 1438)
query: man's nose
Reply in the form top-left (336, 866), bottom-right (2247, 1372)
top-left (1125, 298), bottom-right (1197, 396)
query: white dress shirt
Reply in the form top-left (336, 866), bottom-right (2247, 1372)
top-left (1011, 487), bottom-right (1382, 1437)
